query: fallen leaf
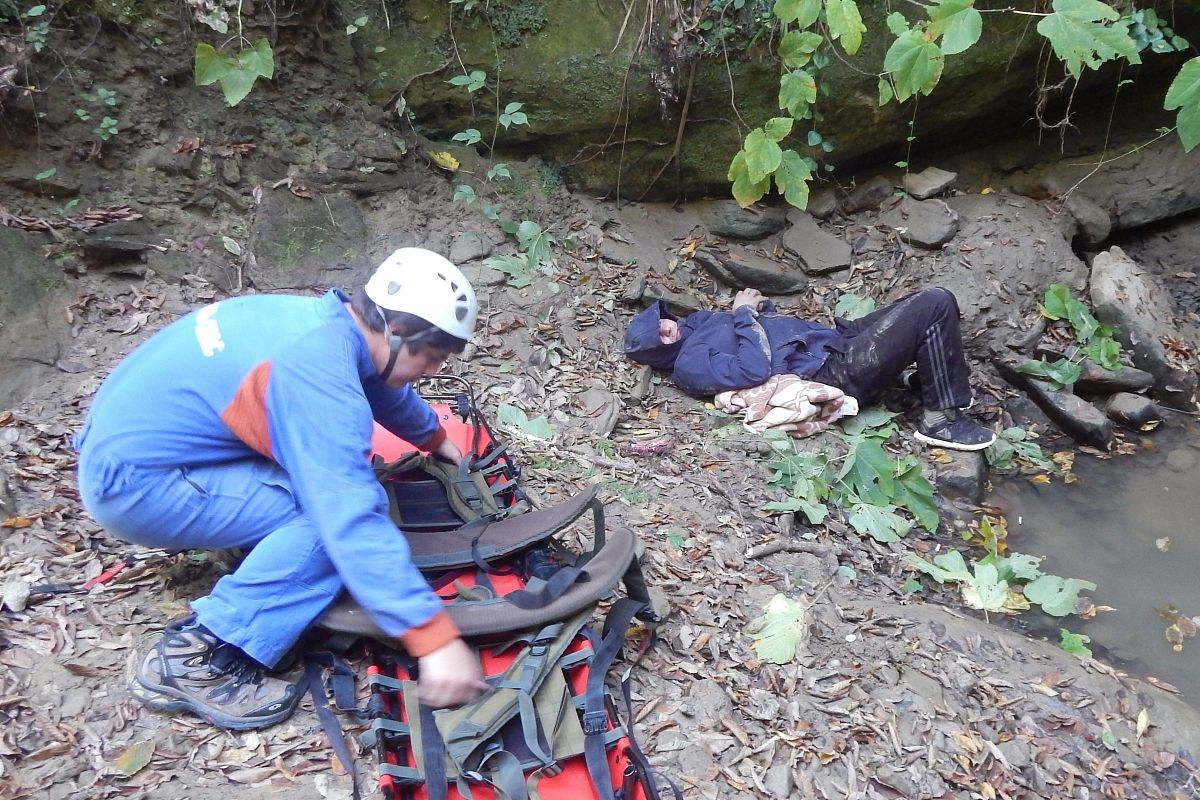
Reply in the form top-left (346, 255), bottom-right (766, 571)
top-left (1136, 708), bottom-right (1150, 738)
top-left (115, 740), bottom-right (155, 776)
top-left (1155, 537), bottom-right (1171, 552)
top-left (427, 151), bottom-right (459, 171)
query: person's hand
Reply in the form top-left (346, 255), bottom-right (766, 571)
top-left (431, 437), bottom-right (464, 465)
top-left (417, 638), bottom-right (489, 707)
top-left (733, 288), bottom-right (764, 311)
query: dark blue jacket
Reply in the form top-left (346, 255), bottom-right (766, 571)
top-left (624, 300), bottom-right (843, 396)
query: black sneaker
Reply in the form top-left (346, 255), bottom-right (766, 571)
top-left (914, 409), bottom-right (996, 451)
top-left (130, 615), bottom-right (302, 730)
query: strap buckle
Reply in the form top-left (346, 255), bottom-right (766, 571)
top-left (582, 710), bottom-right (608, 735)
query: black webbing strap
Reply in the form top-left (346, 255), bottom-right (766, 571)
top-left (502, 565), bottom-right (589, 610)
top-left (581, 598), bottom-right (646, 800)
top-left (420, 702), bottom-right (449, 800)
top-left (304, 652), bottom-right (363, 800)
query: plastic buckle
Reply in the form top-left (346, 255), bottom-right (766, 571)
top-left (582, 710), bottom-right (608, 735)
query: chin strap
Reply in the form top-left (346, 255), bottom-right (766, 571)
top-left (380, 335), bottom-right (402, 382)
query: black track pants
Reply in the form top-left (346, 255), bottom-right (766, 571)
top-left (811, 288), bottom-right (973, 410)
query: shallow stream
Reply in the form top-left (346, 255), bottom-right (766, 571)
top-left (992, 420), bottom-right (1200, 701)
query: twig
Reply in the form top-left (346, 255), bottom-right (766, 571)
top-left (747, 539), bottom-right (834, 559)
top-left (637, 56), bottom-right (697, 203)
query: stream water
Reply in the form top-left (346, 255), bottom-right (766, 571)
top-left (991, 419), bottom-right (1200, 702)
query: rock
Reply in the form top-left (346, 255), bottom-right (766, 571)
top-left (358, 139), bottom-right (408, 163)
top-left (448, 227), bottom-right (501, 264)
top-left (641, 285), bottom-right (707, 315)
top-left (878, 197), bottom-right (959, 249)
top-left (138, 140), bottom-right (203, 179)
top-left (1104, 392), bottom-right (1160, 428)
top-left (571, 383), bottom-right (620, 438)
top-left (307, 169), bottom-right (420, 197)
top-left (1063, 192), bottom-right (1111, 247)
top-left (903, 166), bottom-right (957, 200)
top-left (763, 762), bottom-right (793, 797)
top-left (1074, 361), bottom-right (1155, 395)
top-left (1154, 367), bottom-right (1198, 408)
top-left (995, 358), bottom-right (1113, 447)
top-left (781, 210), bottom-right (851, 275)
top-left (460, 260), bottom-right (507, 288)
top-left (1003, 316), bottom-right (1045, 353)
top-left (80, 220), bottom-right (163, 267)
top-left (3, 168), bottom-right (81, 198)
top-left (697, 200), bottom-right (787, 240)
top-left (934, 450), bottom-right (988, 505)
top-left (0, 468), bottom-right (16, 519)
top-left (843, 175), bottom-right (895, 213)
top-left (219, 157), bottom-right (241, 186)
top-left (325, 151), bottom-right (357, 170)
top-left (1090, 247), bottom-right (1180, 387)
top-left (692, 248), bottom-right (807, 294)
top-left (247, 188), bottom-right (369, 290)
top-left (806, 187), bottom-right (838, 220)
top-left (682, 679), bottom-right (733, 718)
top-left (620, 265), bottom-right (648, 303)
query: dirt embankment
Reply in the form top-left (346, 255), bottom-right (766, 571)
top-left (3, 14), bottom-right (1200, 800)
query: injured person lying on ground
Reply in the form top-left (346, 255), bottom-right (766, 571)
top-left (623, 286), bottom-right (997, 451)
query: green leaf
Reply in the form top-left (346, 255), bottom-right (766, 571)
top-left (748, 593), bottom-right (808, 664)
top-left (774, 0), bottom-right (820, 27)
top-left (825, 0), bottom-right (866, 55)
top-left (1036, 0), bottom-right (1141, 78)
top-left (893, 458), bottom-right (938, 532)
top-left (487, 163), bottom-right (511, 180)
top-left (840, 439), bottom-right (895, 503)
top-left (886, 11), bottom-right (910, 36)
top-left (884, 29), bottom-right (945, 102)
top-left (115, 740), bottom-right (155, 776)
top-left (194, 43), bottom-right (232, 86)
top-left (763, 116), bottom-right (794, 142)
top-left (244, 38), bottom-right (275, 79)
top-left (1059, 628), bottom-right (1093, 656)
top-left (926, 0), bottom-right (982, 55)
top-left (25, 4), bottom-right (45, 16)
top-left (452, 184), bottom-right (477, 203)
top-left (961, 562), bottom-right (1009, 612)
top-left (1038, 283), bottom-right (1072, 319)
top-left (1015, 358), bottom-right (1082, 389)
top-left (218, 68), bottom-right (259, 107)
top-left (220, 236), bottom-right (241, 256)
top-left (774, 149), bottom-right (812, 209)
top-left (34, 167), bottom-right (56, 180)
top-left (452, 128), bottom-right (482, 145)
top-left (729, 150), bottom-right (771, 207)
top-left (839, 407), bottom-right (898, 439)
top-left (742, 128), bottom-right (784, 184)
top-left (877, 77), bottom-right (894, 106)
top-left (354, 15), bottom-right (368, 25)
top-left (906, 549), bottom-right (972, 584)
top-left (847, 501), bottom-right (910, 542)
top-left (991, 551), bottom-right (1043, 583)
top-left (496, 403), bottom-right (553, 440)
top-left (903, 577), bottom-right (922, 594)
top-left (779, 70), bottom-right (817, 117)
top-left (1165, 57), bottom-right (1200, 151)
top-left (763, 495), bottom-right (828, 524)
top-left (1024, 574), bottom-right (1096, 616)
top-left (779, 30), bottom-right (823, 69)
top-left (832, 293), bottom-right (874, 321)
top-left (484, 253), bottom-right (535, 288)
top-left (1081, 337), bottom-right (1121, 371)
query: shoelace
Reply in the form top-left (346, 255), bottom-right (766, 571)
top-left (210, 643), bottom-right (265, 688)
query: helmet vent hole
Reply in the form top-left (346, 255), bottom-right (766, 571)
top-left (450, 280), bottom-right (459, 292)
top-left (387, 281), bottom-right (402, 295)
top-left (456, 307), bottom-right (467, 322)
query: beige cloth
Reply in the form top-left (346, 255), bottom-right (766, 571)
top-left (715, 375), bottom-right (859, 439)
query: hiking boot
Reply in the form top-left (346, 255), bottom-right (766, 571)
top-left (130, 615), bottom-right (301, 730)
top-left (914, 409), bottom-right (996, 452)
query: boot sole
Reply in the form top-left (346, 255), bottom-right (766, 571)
top-left (130, 674), bottom-right (299, 731)
top-left (913, 430), bottom-right (996, 451)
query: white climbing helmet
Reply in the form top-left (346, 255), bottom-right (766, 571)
top-left (364, 248), bottom-right (478, 341)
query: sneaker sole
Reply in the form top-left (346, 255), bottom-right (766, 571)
top-left (130, 674), bottom-right (298, 731)
top-left (913, 430), bottom-right (996, 452)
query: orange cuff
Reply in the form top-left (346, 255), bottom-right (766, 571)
top-left (420, 424), bottom-right (448, 453)
top-left (399, 610), bottom-right (460, 657)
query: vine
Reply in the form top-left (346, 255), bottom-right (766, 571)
top-left (729, 0), bottom-right (1200, 209)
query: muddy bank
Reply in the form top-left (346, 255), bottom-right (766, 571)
top-left (3, 15), bottom-right (1200, 800)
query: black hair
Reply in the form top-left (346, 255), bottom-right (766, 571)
top-left (350, 288), bottom-right (469, 354)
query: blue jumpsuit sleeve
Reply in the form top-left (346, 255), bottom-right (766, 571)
top-left (672, 306), bottom-right (774, 395)
top-left (364, 379), bottom-right (441, 446)
top-left (264, 332), bottom-right (444, 639)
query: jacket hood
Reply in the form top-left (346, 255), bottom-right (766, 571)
top-left (623, 301), bottom-right (685, 369)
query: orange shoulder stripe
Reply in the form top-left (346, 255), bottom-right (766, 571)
top-left (221, 361), bottom-right (274, 458)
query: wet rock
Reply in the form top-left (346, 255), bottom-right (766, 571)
top-left (1155, 367), bottom-right (1198, 408)
top-left (692, 248), bottom-right (807, 294)
top-left (763, 761), bottom-right (793, 796)
top-left (80, 220), bottom-right (162, 267)
top-left (247, 189), bottom-right (368, 290)
top-left (697, 200), bottom-right (787, 240)
top-left (1090, 247), bottom-right (1181, 388)
top-left (806, 187), bottom-right (838, 220)
top-left (1165, 447), bottom-right (1197, 473)
top-left (934, 450), bottom-right (988, 505)
top-left (1063, 192), bottom-right (1112, 247)
top-left (780, 210), bottom-right (851, 275)
top-left (3, 167), bottom-right (81, 198)
top-left (878, 197), bottom-right (959, 249)
top-left (1104, 392), bottom-right (1160, 428)
top-left (903, 166), bottom-right (956, 200)
top-left (995, 359), bottom-right (1113, 447)
top-left (1074, 361), bottom-right (1155, 395)
top-left (843, 175), bottom-right (894, 213)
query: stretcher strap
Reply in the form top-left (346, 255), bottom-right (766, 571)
top-left (582, 599), bottom-right (647, 800)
